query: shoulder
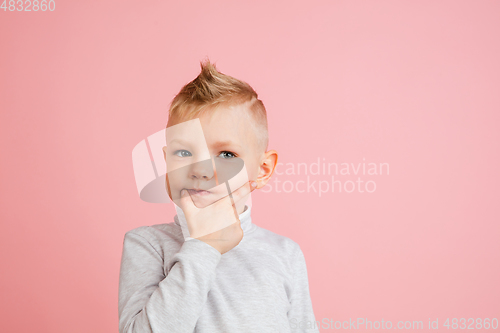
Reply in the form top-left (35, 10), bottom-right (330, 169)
top-left (123, 222), bottom-right (184, 257)
top-left (124, 225), bottom-right (150, 238)
top-left (251, 225), bottom-right (303, 258)
top-left (249, 226), bottom-right (309, 281)
top-left (125, 222), bottom-right (181, 239)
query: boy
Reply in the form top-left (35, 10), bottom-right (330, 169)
top-left (119, 60), bottom-right (318, 332)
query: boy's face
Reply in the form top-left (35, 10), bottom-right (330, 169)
top-left (163, 104), bottom-right (263, 212)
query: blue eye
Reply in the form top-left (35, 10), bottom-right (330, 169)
top-left (174, 150), bottom-right (192, 157)
top-left (218, 151), bottom-right (237, 159)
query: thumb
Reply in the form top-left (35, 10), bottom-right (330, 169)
top-left (179, 189), bottom-right (197, 215)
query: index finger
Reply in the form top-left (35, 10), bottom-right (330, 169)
top-left (178, 189), bottom-right (199, 215)
top-left (229, 180), bottom-right (257, 205)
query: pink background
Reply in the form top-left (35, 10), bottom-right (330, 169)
top-left (1, 1), bottom-right (499, 332)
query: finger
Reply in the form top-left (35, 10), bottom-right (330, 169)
top-left (208, 180), bottom-right (256, 210)
top-left (179, 189), bottom-right (197, 215)
top-left (229, 180), bottom-right (257, 204)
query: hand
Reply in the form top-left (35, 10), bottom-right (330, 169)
top-left (178, 180), bottom-right (257, 254)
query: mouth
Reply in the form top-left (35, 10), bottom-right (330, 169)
top-left (186, 189), bottom-right (212, 196)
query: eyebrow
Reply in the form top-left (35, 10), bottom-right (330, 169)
top-left (167, 139), bottom-right (241, 149)
top-left (167, 139), bottom-right (191, 146)
top-left (211, 140), bottom-right (241, 149)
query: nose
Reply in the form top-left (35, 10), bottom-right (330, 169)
top-left (188, 158), bottom-right (215, 180)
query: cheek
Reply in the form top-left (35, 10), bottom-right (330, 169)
top-left (211, 181), bottom-right (227, 190)
top-left (244, 159), bottom-right (260, 180)
top-left (225, 158), bottom-right (258, 192)
top-left (208, 182), bottom-right (229, 198)
top-left (166, 160), bottom-right (187, 173)
top-left (166, 169), bottom-right (188, 188)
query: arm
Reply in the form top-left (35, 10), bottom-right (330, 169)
top-left (118, 228), bottom-right (221, 333)
top-left (287, 245), bottom-right (320, 333)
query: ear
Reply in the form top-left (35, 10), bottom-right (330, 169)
top-left (256, 150), bottom-right (278, 189)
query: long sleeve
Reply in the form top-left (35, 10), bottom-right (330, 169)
top-left (118, 228), bottom-right (222, 333)
top-left (287, 245), bottom-right (319, 333)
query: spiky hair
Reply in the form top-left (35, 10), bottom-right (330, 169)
top-left (167, 59), bottom-right (269, 152)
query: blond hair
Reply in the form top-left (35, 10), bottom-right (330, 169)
top-left (167, 59), bottom-right (269, 152)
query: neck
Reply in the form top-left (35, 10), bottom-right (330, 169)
top-left (173, 205), bottom-right (253, 240)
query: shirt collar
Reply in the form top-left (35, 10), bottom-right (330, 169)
top-left (173, 205), bottom-right (253, 237)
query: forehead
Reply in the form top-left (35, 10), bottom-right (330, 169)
top-left (167, 104), bottom-right (256, 148)
top-left (165, 118), bottom-right (206, 144)
top-left (200, 104), bottom-right (253, 143)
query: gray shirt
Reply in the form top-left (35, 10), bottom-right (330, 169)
top-left (118, 206), bottom-right (319, 333)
